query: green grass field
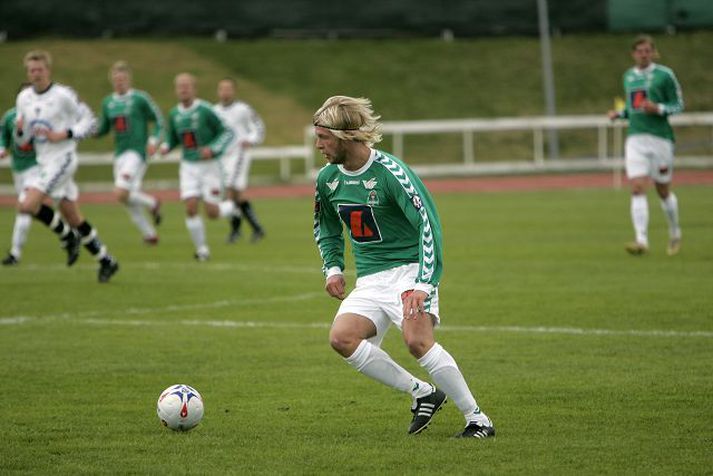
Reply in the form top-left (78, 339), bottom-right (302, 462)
top-left (1, 184), bottom-right (712, 473)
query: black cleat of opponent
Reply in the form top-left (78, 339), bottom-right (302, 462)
top-left (98, 258), bottom-right (119, 283)
top-left (62, 229), bottom-right (81, 267)
top-left (151, 199), bottom-right (162, 226)
top-left (2, 252), bottom-right (19, 266)
top-left (458, 419), bottom-right (496, 439)
top-left (227, 216), bottom-right (242, 244)
top-left (408, 387), bottom-right (447, 434)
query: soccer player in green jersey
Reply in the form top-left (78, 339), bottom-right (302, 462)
top-left (608, 35), bottom-right (684, 256)
top-left (0, 83), bottom-right (43, 265)
top-left (96, 61), bottom-right (164, 244)
top-left (313, 96), bottom-right (494, 438)
top-left (160, 73), bottom-right (237, 261)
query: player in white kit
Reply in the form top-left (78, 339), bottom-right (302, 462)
top-left (213, 78), bottom-right (266, 243)
top-left (14, 50), bottom-right (120, 282)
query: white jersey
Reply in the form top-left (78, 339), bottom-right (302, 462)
top-left (212, 101), bottom-right (265, 156)
top-left (15, 82), bottom-right (95, 164)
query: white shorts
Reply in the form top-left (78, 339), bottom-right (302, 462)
top-left (29, 152), bottom-right (79, 201)
top-left (336, 263), bottom-right (440, 346)
top-left (221, 148), bottom-right (252, 191)
top-left (113, 150), bottom-right (147, 191)
top-left (12, 165), bottom-right (41, 202)
top-left (179, 160), bottom-right (223, 204)
top-left (625, 134), bottom-right (675, 184)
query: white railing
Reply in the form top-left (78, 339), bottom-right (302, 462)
top-left (306, 112), bottom-right (713, 182)
top-left (4, 114), bottom-right (712, 186)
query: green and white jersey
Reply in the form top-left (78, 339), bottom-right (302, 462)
top-left (0, 108), bottom-right (37, 172)
top-left (314, 149), bottom-right (443, 291)
top-left (164, 99), bottom-right (233, 162)
top-left (96, 89), bottom-right (164, 160)
top-left (619, 63), bottom-right (684, 142)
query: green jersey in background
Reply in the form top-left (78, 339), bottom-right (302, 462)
top-left (165, 100), bottom-right (233, 161)
top-left (0, 108), bottom-right (37, 172)
top-left (96, 89), bottom-right (164, 160)
top-left (620, 63), bottom-right (684, 142)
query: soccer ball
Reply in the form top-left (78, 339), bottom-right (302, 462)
top-left (157, 384), bottom-right (204, 431)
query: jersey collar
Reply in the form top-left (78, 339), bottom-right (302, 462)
top-left (178, 99), bottom-right (200, 113)
top-left (113, 88), bottom-right (134, 99)
top-left (337, 148), bottom-right (377, 176)
top-left (634, 63), bottom-right (656, 75)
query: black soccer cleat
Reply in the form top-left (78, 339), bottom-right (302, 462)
top-left (62, 229), bottom-right (81, 267)
top-left (408, 387), bottom-right (447, 434)
top-left (227, 216), bottom-right (241, 244)
top-left (2, 252), bottom-right (19, 266)
top-left (151, 199), bottom-right (162, 226)
top-left (98, 258), bottom-right (119, 283)
top-left (250, 229), bottom-right (265, 244)
top-left (458, 420), bottom-right (496, 439)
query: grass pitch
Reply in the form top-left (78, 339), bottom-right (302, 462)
top-left (1, 184), bottom-right (712, 474)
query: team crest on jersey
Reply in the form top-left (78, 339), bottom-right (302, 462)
top-left (326, 179), bottom-right (339, 192)
top-left (362, 178), bottom-right (377, 190)
top-left (411, 194), bottom-right (423, 210)
top-left (367, 190), bottom-right (379, 206)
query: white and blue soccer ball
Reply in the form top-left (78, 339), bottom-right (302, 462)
top-left (157, 384), bottom-right (204, 431)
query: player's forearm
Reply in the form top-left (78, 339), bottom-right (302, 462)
top-left (71, 103), bottom-right (97, 140)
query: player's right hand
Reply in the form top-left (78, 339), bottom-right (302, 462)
top-left (607, 110), bottom-right (620, 121)
top-left (0, 149), bottom-right (7, 159)
top-left (325, 275), bottom-right (346, 300)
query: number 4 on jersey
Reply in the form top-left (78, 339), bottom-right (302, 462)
top-left (338, 204), bottom-right (382, 243)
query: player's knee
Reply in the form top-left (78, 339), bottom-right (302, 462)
top-left (114, 188), bottom-right (130, 204)
top-left (404, 336), bottom-right (432, 358)
top-left (329, 329), bottom-right (358, 357)
top-left (205, 207), bottom-right (219, 219)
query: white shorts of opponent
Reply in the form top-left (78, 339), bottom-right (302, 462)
top-left (336, 263), bottom-right (440, 347)
top-left (12, 165), bottom-right (41, 202)
top-left (26, 151), bottom-right (79, 201)
top-left (179, 160), bottom-right (223, 204)
top-left (625, 133), bottom-right (675, 184)
top-left (220, 147), bottom-right (252, 191)
top-left (113, 150), bottom-right (148, 192)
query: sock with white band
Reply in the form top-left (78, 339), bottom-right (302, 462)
top-left (418, 343), bottom-right (490, 425)
top-left (185, 215), bottom-right (207, 253)
top-left (11, 213), bottom-right (32, 258)
top-left (660, 192), bottom-right (681, 239)
top-left (126, 204), bottom-right (156, 238)
top-left (346, 340), bottom-right (431, 399)
top-left (630, 194), bottom-right (649, 246)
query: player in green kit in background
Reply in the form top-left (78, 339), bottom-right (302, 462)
top-left (0, 84), bottom-right (42, 265)
top-left (96, 61), bottom-right (164, 244)
top-left (313, 96), bottom-right (494, 438)
top-left (608, 35), bottom-right (684, 256)
top-left (160, 73), bottom-right (237, 261)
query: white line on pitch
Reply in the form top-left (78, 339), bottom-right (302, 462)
top-left (8, 262), bottom-right (346, 275)
top-left (2, 314), bottom-right (712, 338)
top-left (0, 292), bottom-right (323, 323)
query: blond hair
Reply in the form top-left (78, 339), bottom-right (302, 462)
top-left (23, 50), bottom-right (52, 68)
top-left (110, 60), bottom-right (131, 75)
top-left (313, 96), bottom-right (382, 146)
top-left (632, 34), bottom-right (660, 58)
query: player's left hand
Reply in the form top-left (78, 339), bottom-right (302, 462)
top-left (641, 99), bottom-right (661, 115)
top-left (146, 143), bottom-right (158, 157)
top-left (199, 147), bottom-right (213, 160)
top-left (401, 289), bottom-right (429, 321)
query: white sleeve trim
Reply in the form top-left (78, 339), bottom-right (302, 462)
top-left (325, 266), bottom-right (343, 279)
